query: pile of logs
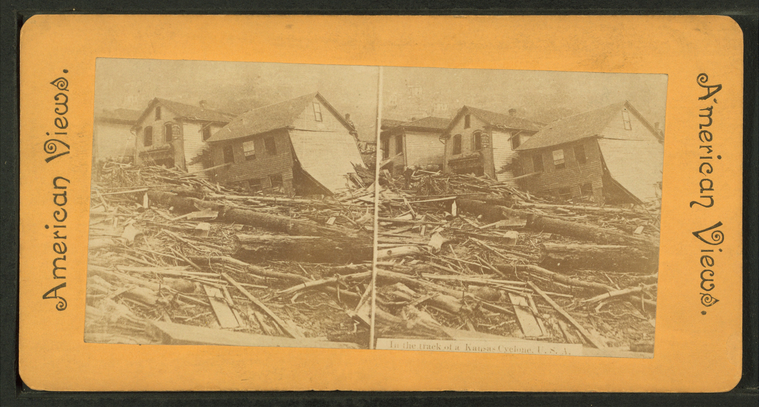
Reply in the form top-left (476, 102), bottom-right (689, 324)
top-left (85, 162), bottom-right (659, 356)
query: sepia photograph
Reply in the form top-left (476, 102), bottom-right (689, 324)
top-left (86, 59), bottom-right (379, 349)
top-left (373, 67), bottom-right (666, 358)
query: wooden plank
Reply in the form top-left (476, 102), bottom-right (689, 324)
top-left (202, 284), bottom-right (240, 329)
top-left (222, 273), bottom-right (303, 339)
top-left (149, 321), bottom-right (358, 349)
top-left (508, 293), bottom-right (544, 337)
top-left (527, 281), bottom-right (606, 349)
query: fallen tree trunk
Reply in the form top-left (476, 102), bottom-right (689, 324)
top-left (539, 243), bottom-right (659, 274)
top-left (500, 264), bottom-right (615, 293)
top-left (527, 215), bottom-right (654, 247)
top-left (514, 202), bottom-right (646, 216)
top-left (234, 233), bottom-right (373, 264)
top-left (456, 199), bottom-right (530, 222)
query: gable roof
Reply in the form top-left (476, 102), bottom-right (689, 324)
top-left (403, 116), bottom-right (450, 131)
top-left (515, 101), bottom-right (661, 151)
top-left (444, 106), bottom-right (543, 134)
top-left (134, 98), bottom-right (234, 127)
top-left (96, 108), bottom-right (142, 124)
top-left (207, 93), bottom-right (353, 143)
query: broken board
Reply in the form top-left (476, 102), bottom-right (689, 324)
top-left (508, 292), bottom-right (544, 338)
top-left (203, 284), bottom-right (240, 328)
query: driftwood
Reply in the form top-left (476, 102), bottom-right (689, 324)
top-left (582, 284), bottom-right (657, 305)
top-left (507, 264), bottom-right (615, 293)
top-left (456, 199), bottom-right (531, 222)
top-left (528, 281), bottom-right (605, 349)
top-left (539, 243), bottom-right (659, 274)
top-left (234, 233), bottom-right (373, 264)
top-left (527, 215), bottom-right (653, 247)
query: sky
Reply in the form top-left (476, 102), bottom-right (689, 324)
top-left (94, 59), bottom-right (381, 141)
top-left (95, 59), bottom-right (668, 142)
top-left (381, 67), bottom-right (668, 130)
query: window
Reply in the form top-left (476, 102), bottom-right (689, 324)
top-left (395, 135), bottom-right (403, 154)
top-left (622, 110), bottom-right (632, 130)
top-left (381, 138), bottom-right (389, 159)
top-left (452, 134), bottom-right (462, 155)
top-left (164, 123), bottom-right (173, 143)
top-left (264, 137), bottom-right (277, 155)
top-left (270, 174), bottom-right (284, 188)
top-left (247, 178), bottom-right (262, 192)
top-left (155, 106), bottom-right (161, 120)
top-left (223, 145), bottom-right (234, 164)
top-left (532, 153), bottom-right (543, 173)
top-left (243, 140), bottom-right (256, 161)
top-left (558, 187), bottom-right (572, 199)
top-left (313, 102), bottom-right (323, 122)
top-left (552, 149), bottom-right (565, 170)
top-left (144, 126), bottom-right (153, 147)
top-left (464, 114), bottom-right (471, 129)
top-left (511, 134), bottom-right (521, 150)
top-left (473, 132), bottom-right (482, 150)
top-left (202, 126), bottom-right (212, 141)
top-left (574, 144), bottom-right (587, 164)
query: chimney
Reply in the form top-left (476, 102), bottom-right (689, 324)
top-left (345, 113), bottom-right (351, 120)
top-left (199, 100), bottom-right (208, 109)
top-left (509, 108), bottom-right (517, 116)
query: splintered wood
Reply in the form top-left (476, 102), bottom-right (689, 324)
top-left (85, 161), bottom-right (658, 355)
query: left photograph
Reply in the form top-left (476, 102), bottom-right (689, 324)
top-left (86, 59), bottom-right (379, 349)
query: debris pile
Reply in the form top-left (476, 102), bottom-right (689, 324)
top-left (373, 169), bottom-right (659, 356)
top-left (86, 161), bottom-right (376, 348)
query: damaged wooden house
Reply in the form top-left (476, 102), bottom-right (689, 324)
top-left (379, 116), bottom-right (450, 174)
top-left (514, 101), bottom-right (665, 204)
top-left (441, 106), bottom-right (543, 183)
top-left (205, 92), bottom-right (365, 196)
top-left (93, 108), bottom-right (141, 163)
top-left (132, 98), bottom-right (234, 172)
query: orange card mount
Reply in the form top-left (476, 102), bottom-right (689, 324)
top-left (19, 15), bottom-right (742, 392)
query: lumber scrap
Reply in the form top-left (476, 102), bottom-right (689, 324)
top-left (508, 293), bottom-right (544, 337)
top-left (539, 243), bottom-right (658, 273)
top-left (202, 284), bottom-right (240, 328)
top-left (222, 273), bottom-right (303, 339)
top-left (527, 281), bottom-right (605, 349)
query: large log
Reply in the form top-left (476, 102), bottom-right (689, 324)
top-left (456, 199), bottom-right (530, 222)
top-left (527, 215), bottom-right (654, 247)
top-left (539, 243), bottom-right (659, 274)
top-left (234, 233), bottom-right (373, 264)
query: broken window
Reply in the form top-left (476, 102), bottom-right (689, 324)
top-left (395, 135), bottom-right (403, 154)
top-left (164, 123), bottom-right (173, 143)
top-left (270, 174), bottom-right (284, 189)
top-left (452, 134), bottom-right (462, 155)
top-left (532, 153), bottom-right (543, 173)
top-left (243, 140), bottom-right (256, 161)
top-left (313, 102), bottom-right (323, 122)
top-left (510, 134), bottom-right (520, 150)
top-left (574, 144), bottom-right (587, 164)
top-left (464, 114), bottom-right (471, 129)
top-left (264, 137), bottom-right (277, 156)
top-left (144, 126), bottom-right (153, 147)
top-left (622, 110), bottom-right (632, 130)
top-left (202, 126), bottom-right (212, 141)
top-left (155, 106), bottom-right (161, 120)
top-left (223, 145), bottom-right (234, 164)
top-left (381, 138), bottom-right (389, 159)
top-left (552, 149), bottom-right (566, 170)
top-left (473, 132), bottom-right (482, 150)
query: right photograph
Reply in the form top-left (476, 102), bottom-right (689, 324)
top-left (373, 67), bottom-right (666, 358)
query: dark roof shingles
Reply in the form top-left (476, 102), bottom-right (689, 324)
top-left (155, 98), bottom-right (234, 123)
top-left (466, 106), bottom-right (542, 132)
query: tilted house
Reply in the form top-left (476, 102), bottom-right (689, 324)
top-left (133, 98), bottom-right (234, 172)
top-left (379, 116), bottom-right (450, 174)
top-left (514, 101), bottom-right (664, 204)
top-left (93, 108), bottom-right (141, 162)
top-left (205, 92), bottom-right (365, 196)
top-left (442, 106), bottom-right (543, 183)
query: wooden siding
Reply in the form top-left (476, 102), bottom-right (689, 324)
top-left (210, 129), bottom-right (294, 188)
top-left (517, 138), bottom-right (605, 200)
top-left (93, 121), bottom-right (134, 160)
top-left (491, 129), bottom-right (519, 183)
top-left (597, 108), bottom-right (664, 202)
top-left (133, 105), bottom-right (185, 168)
top-left (404, 130), bottom-right (445, 168)
top-left (183, 122), bottom-right (225, 173)
top-left (443, 113), bottom-right (491, 176)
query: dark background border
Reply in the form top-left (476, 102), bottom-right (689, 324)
top-left (2, 1), bottom-right (757, 406)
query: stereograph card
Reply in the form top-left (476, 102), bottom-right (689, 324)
top-left (18, 15), bottom-right (743, 392)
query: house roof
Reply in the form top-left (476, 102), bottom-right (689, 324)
top-left (404, 116), bottom-right (450, 130)
top-left (444, 106), bottom-right (543, 135)
top-left (134, 98), bottom-right (234, 128)
top-left (515, 101), bottom-right (661, 151)
top-left (96, 108), bottom-right (142, 124)
top-left (207, 93), bottom-right (352, 143)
